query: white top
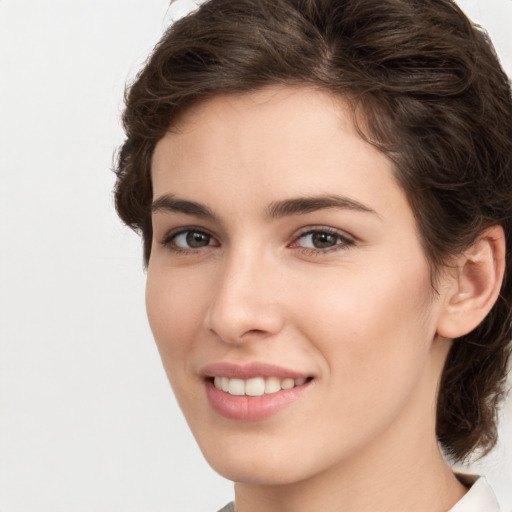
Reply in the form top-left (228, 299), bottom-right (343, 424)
top-left (216, 476), bottom-right (501, 512)
top-left (449, 476), bottom-right (501, 512)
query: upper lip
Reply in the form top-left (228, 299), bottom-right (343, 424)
top-left (201, 362), bottom-right (311, 380)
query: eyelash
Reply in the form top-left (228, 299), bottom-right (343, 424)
top-left (161, 227), bottom-right (218, 254)
top-left (160, 226), bottom-right (355, 255)
top-left (289, 226), bottom-right (355, 255)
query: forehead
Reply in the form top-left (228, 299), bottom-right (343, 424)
top-left (151, 86), bottom-right (408, 222)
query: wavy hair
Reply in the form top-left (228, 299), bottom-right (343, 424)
top-left (114, 0), bottom-right (512, 462)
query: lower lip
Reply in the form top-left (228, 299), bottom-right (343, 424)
top-left (205, 380), bottom-right (311, 421)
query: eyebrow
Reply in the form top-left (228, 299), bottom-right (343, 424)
top-left (151, 194), bottom-right (217, 219)
top-left (265, 195), bottom-right (379, 219)
top-left (151, 193), bottom-right (379, 220)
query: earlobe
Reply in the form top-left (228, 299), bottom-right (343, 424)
top-left (436, 225), bottom-right (506, 339)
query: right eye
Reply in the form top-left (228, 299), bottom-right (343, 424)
top-left (162, 229), bottom-right (219, 252)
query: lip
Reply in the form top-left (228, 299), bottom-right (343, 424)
top-left (201, 361), bottom-right (311, 380)
top-left (201, 362), bottom-right (314, 421)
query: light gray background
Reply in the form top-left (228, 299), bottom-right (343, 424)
top-left (0, 1), bottom-right (511, 511)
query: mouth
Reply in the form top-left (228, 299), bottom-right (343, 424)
top-left (209, 375), bottom-right (313, 396)
top-left (201, 362), bottom-right (315, 421)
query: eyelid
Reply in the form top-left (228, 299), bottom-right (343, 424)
top-left (291, 225), bottom-right (355, 241)
top-left (288, 225), bottom-right (356, 252)
top-left (160, 226), bottom-right (220, 250)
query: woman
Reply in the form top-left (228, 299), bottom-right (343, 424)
top-left (114, 1), bottom-right (512, 510)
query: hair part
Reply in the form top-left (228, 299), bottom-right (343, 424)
top-left (114, 0), bottom-right (512, 462)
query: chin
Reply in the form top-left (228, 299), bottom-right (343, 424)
top-left (206, 453), bottom-right (311, 486)
top-left (194, 426), bottom-right (334, 487)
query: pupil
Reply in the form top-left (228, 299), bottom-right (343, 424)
top-left (187, 231), bottom-right (209, 248)
top-left (312, 232), bottom-right (336, 248)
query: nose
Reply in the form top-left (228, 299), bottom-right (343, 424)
top-left (205, 250), bottom-right (285, 344)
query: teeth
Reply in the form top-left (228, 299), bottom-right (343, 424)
top-left (245, 377), bottom-right (265, 396)
top-left (228, 378), bottom-right (245, 396)
top-left (212, 376), bottom-right (309, 396)
top-left (281, 378), bottom-right (295, 390)
top-left (264, 376), bottom-right (281, 394)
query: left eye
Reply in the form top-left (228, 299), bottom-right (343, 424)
top-left (166, 229), bottom-right (217, 250)
top-left (293, 229), bottom-right (353, 250)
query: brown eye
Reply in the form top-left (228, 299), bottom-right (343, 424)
top-left (292, 228), bottom-right (355, 252)
top-left (185, 231), bottom-right (211, 248)
top-left (167, 229), bottom-right (217, 250)
top-left (311, 232), bottom-right (338, 249)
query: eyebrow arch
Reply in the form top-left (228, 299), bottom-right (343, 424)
top-left (266, 195), bottom-right (379, 219)
top-left (151, 194), bottom-right (217, 219)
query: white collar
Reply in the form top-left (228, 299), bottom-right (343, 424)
top-left (449, 475), bottom-right (501, 512)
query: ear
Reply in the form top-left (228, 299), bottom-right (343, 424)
top-left (436, 225), bottom-right (506, 339)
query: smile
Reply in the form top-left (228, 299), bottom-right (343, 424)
top-left (212, 376), bottom-right (308, 396)
top-left (202, 363), bottom-right (314, 421)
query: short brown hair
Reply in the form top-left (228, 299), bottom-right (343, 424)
top-left (114, 0), bottom-right (512, 462)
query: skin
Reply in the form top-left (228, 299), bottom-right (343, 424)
top-left (147, 87), bottom-right (469, 512)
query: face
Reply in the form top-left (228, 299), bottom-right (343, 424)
top-left (147, 87), bottom-right (451, 486)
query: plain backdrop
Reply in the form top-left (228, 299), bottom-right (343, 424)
top-left (1, 1), bottom-right (511, 511)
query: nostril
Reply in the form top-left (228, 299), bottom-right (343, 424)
top-left (244, 328), bottom-right (268, 337)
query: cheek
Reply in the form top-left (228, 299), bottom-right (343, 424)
top-left (145, 266), bottom-right (217, 427)
top-left (295, 260), bottom-right (435, 397)
top-left (283, 270), bottom-right (437, 463)
top-left (145, 266), bottom-right (209, 367)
